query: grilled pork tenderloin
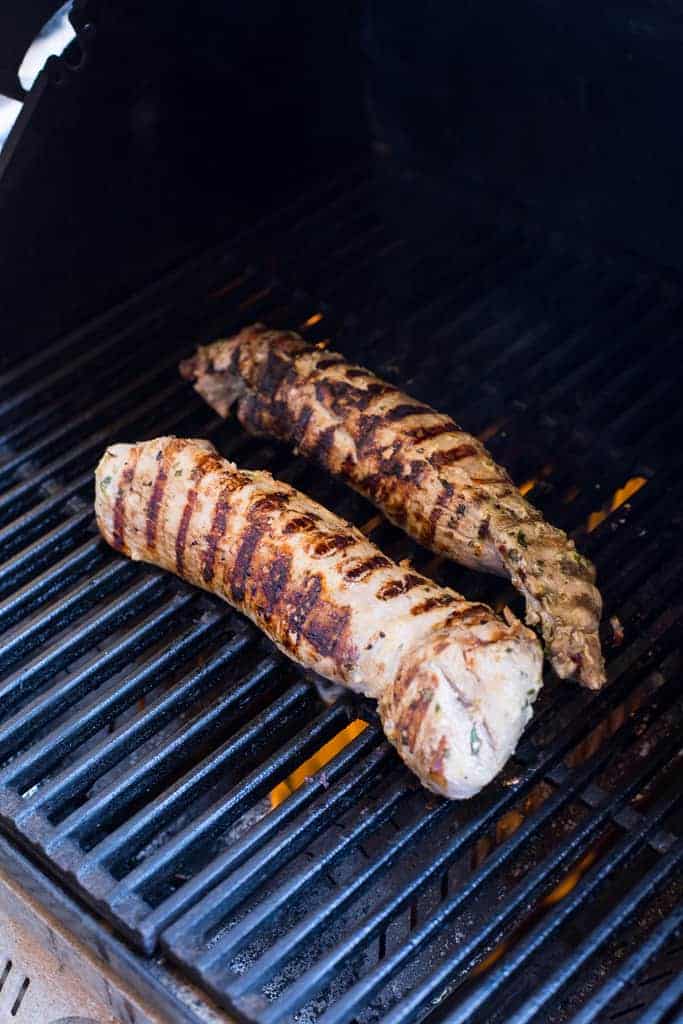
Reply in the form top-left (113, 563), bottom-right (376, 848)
top-left (181, 325), bottom-right (605, 689)
top-left (95, 436), bottom-right (542, 798)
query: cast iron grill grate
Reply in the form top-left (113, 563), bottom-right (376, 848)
top-left (0, 166), bottom-right (681, 1024)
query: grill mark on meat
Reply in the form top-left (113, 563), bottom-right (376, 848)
top-left (398, 687), bottom-right (433, 753)
top-left (345, 367), bottom-right (370, 379)
top-left (407, 459), bottom-right (427, 484)
top-left (426, 480), bottom-right (455, 544)
top-left (200, 468), bottom-right (252, 584)
top-left (427, 502), bottom-right (444, 545)
top-left (430, 444), bottom-right (478, 469)
top-left (261, 552), bottom-right (292, 619)
top-left (237, 393), bottom-right (265, 433)
top-left (411, 595), bottom-right (458, 616)
top-left (311, 425), bottom-right (337, 465)
top-left (191, 452), bottom-right (225, 481)
top-left (315, 378), bottom-right (389, 414)
top-left (146, 440), bottom-right (180, 549)
top-left (260, 349), bottom-right (292, 396)
top-left (283, 514), bottom-right (320, 534)
top-left (112, 449), bottom-right (140, 553)
top-left (231, 520), bottom-right (265, 602)
top-left (303, 604), bottom-right (353, 661)
top-left (408, 423), bottom-right (455, 443)
top-left (344, 554), bottom-right (393, 580)
top-left (294, 405), bottom-right (313, 444)
top-left (250, 491), bottom-right (291, 514)
top-left (312, 533), bottom-right (357, 557)
top-left (175, 489), bottom-right (197, 574)
top-left (376, 573), bottom-right (424, 600)
top-left (202, 491), bottom-right (231, 583)
top-left (443, 603), bottom-right (494, 628)
top-left (228, 341), bottom-right (241, 375)
top-left (356, 414), bottom-right (383, 454)
top-left (287, 574), bottom-right (323, 643)
top-left (429, 734), bottom-right (450, 789)
top-left (386, 403), bottom-right (434, 421)
top-left (316, 357), bottom-right (344, 370)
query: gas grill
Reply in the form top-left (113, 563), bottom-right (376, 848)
top-left (1, 3), bottom-right (683, 1023)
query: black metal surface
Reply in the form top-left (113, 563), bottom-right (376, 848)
top-left (1, 167), bottom-right (682, 1024)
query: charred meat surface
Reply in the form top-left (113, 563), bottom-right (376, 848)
top-left (95, 437), bottom-right (543, 798)
top-left (181, 325), bottom-right (605, 689)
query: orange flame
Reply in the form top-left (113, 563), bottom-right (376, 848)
top-left (269, 720), bottom-right (368, 809)
top-left (472, 839), bottom-right (605, 976)
top-left (587, 476), bottom-right (647, 532)
top-left (518, 464), bottom-right (553, 497)
top-left (301, 312), bottom-right (324, 328)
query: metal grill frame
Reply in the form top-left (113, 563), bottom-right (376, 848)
top-left (1, 164), bottom-right (682, 1024)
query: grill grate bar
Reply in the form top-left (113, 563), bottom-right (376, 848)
top-left (146, 710), bottom-right (378, 947)
top-left (426, 248), bottom-right (576, 363)
top-left (0, 535), bottom-right (104, 632)
top-left (536, 288), bottom-right (678, 415)
top-left (191, 745), bottom-right (398, 982)
top-left (565, 903), bottom-right (683, 1024)
top-left (601, 364), bottom-right (683, 452)
top-left (0, 354), bottom-right (181, 482)
top-left (441, 791), bottom-right (683, 1024)
top-left (0, 472), bottom-right (93, 554)
top-left (16, 610), bottom-right (240, 819)
top-left (248, 748), bottom-right (616, 1023)
top-left (0, 342), bottom-right (156, 449)
top-left (252, 681), bottom-right (679, 1024)
top-left (74, 675), bottom-right (323, 892)
top-left (544, 765), bottom-right (678, 855)
top-left (400, 240), bottom-right (542, 359)
top-left (0, 572), bottom-right (167, 725)
top-left (116, 726), bottom-right (388, 925)
top-left (3, 606), bottom-right (231, 802)
top-left (0, 509), bottom-right (94, 598)
top-left (0, 312), bottom-right (163, 424)
top-left (164, 770), bottom-right (446, 970)
top-left (0, 590), bottom-right (194, 760)
top-left (474, 264), bottom-right (625, 390)
top-left (192, 776), bottom-right (412, 971)
top-left (45, 650), bottom-right (285, 858)
top-left (0, 558), bottom-right (136, 669)
top-left (0, 378), bottom-right (185, 521)
top-left (507, 836), bottom-right (683, 1024)
top-left (636, 971), bottom-right (683, 1024)
top-left (0, 399), bottom-right (220, 555)
top-left (392, 745), bottom-right (683, 1024)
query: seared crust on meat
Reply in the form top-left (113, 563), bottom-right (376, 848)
top-left (95, 437), bottom-right (543, 799)
top-left (180, 325), bottom-right (605, 689)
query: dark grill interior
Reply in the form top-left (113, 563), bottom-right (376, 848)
top-left (1, 165), bottom-right (682, 1024)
